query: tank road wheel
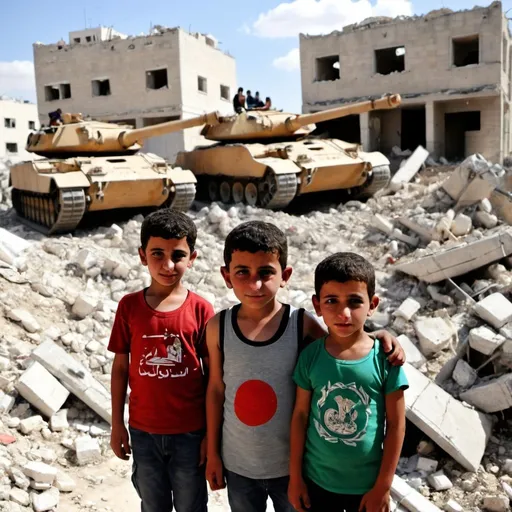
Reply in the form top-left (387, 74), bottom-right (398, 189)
top-left (166, 183), bottom-right (196, 212)
top-left (208, 180), bottom-right (219, 201)
top-left (220, 181), bottom-right (232, 203)
top-left (232, 182), bottom-right (244, 204)
top-left (353, 165), bottom-right (391, 199)
top-left (258, 170), bottom-right (298, 209)
top-left (244, 182), bottom-right (258, 206)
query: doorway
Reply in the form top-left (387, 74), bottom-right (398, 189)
top-left (444, 111), bottom-right (481, 160)
top-left (401, 106), bottom-right (426, 151)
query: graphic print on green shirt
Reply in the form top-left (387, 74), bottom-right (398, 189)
top-left (293, 338), bottom-right (409, 495)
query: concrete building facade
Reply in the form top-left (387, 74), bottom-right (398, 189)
top-left (299, 1), bottom-right (511, 163)
top-left (33, 26), bottom-right (237, 162)
top-left (0, 97), bottom-right (39, 160)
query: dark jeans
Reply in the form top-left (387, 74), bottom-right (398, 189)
top-left (129, 426), bottom-right (207, 512)
top-left (306, 478), bottom-right (363, 512)
top-left (225, 469), bottom-right (294, 512)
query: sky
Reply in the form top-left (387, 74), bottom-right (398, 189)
top-left (1, 0), bottom-right (512, 114)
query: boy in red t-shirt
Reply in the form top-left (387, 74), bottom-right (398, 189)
top-left (108, 208), bottom-right (215, 512)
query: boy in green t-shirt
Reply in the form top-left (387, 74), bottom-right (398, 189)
top-left (288, 252), bottom-right (409, 512)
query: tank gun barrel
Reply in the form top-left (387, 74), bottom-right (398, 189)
top-left (284, 94), bottom-right (401, 133)
top-left (119, 111), bottom-right (220, 148)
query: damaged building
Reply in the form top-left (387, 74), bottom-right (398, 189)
top-left (33, 26), bottom-right (237, 162)
top-left (299, 1), bottom-right (511, 163)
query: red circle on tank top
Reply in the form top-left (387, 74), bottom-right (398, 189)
top-left (234, 380), bottom-right (278, 427)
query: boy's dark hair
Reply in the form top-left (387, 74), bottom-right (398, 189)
top-left (140, 208), bottom-right (197, 252)
top-left (223, 221), bottom-right (288, 269)
top-left (315, 252), bottom-right (375, 299)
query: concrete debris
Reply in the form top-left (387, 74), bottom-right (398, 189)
top-left (31, 487), bottom-right (60, 511)
top-left (444, 499), bottom-right (463, 512)
top-left (460, 374), bottom-right (512, 413)
top-left (473, 292), bottom-right (512, 329)
top-left (16, 362), bottom-right (70, 418)
top-left (427, 470), bottom-right (453, 491)
top-left (452, 360), bottom-right (477, 388)
top-left (391, 475), bottom-right (442, 512)
top-left (7, 308), bottom-right (40, 333)
top-left (389, 145), bottom-right (429, 192)
top-left (414, 317), bottom-right (454, 356)
top-left (403, 364), bottom-right (492, 472)
top-left (0, 227), bottom-right (31, 266)
top-left (396, 334), bottom-right (426, 369)
top-left (74, 435), bottom-right (101, 465)
top-left (393, 298), bottom-right (421, 321)
top-left (482, 495), bottom-right (510, 512)
top-left (469, 326), bottom-right (506, 355)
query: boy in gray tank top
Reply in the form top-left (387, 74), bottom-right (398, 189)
top-left (205, 221), bottom-right (406, 512)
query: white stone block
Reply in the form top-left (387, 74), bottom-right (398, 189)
top-left (76, 249), bottom-right (96, 270)
top-left (389, 146), bottom-right (429, 192)
top-left (32, 341), bottom-right (112, 424)
top-left (445, 499), bottom-right (463, 512)
top-left (403, 364), bottom-right (491, 472)
top-left (450, 213), bottom-right (472, 236)
top-left (452, 360), bottom-right (477, 388)
top-left (396, 335), bottom-right (426, 368)
top-left (474, 211), bottom-right (498, 229)
top-left (54, 470), bottom-right (76, 492)
top-left (22, 461), bottom-right (57, 484)
top-left (9, 487), bottom-right (30, 506)
top-left (416, 457), bottom-right (438, 473)
top-left (31, 487), bottom-right (59, 512)
top-left (373, 213), bottom-right (394, 235)
top-left (16, 361), bottom-right (69, 418)
top-left (393, 298), bottom-right (421, 321)
top-left (113, 263), bottom-right (131, 279)
top-left (427, 470), bottom-right (452, 491)
top-left (75, 435), bottom-right (101, 465)
top-left (460, 374), bottom-right (512, 413)
top-left (72, 294), bottom-right (98, 319)
top-left (7, 308), bottom-right (40, 333)
top-left (0, 228), bottom-right (31, 266)
top-left (473, 293), bottom-right (512, 329)
top-left (30, 480), bottom-right (51, 490)
top-left (469, 326), bottom-right (506, 355)
top-left (479, 198), bottom-right (493, 213)
top-left (482, 496), bottom-right (509, 512)
top-left (20, 415), bottom-right (44, 435)
top-left (414, 317), bottom-right (453, 356)
top-left (0, 393), bottom-right (15, 413)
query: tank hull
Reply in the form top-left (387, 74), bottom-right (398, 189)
top-left (175, 138), bottom-right (390, 209)
top-left (9, 153), bottom-right (196, 235)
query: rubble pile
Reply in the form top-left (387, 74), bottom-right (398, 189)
top-left (0, 153), bottom-right (511, 511)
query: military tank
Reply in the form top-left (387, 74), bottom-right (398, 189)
top-left (175, 94), bottom-right (401, 209)
top-left (9, 111), bottom-right (220, 234)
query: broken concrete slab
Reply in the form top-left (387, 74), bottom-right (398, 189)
top-left (389, 145), bottom-right (429, 192)
top-left (403, 363), bottom-right (492, 472)
top-left (16, 362), bottom-right (70, 418)
top-left (31, 341), bottom-right (111, 424)
top-left (0, 228), bottom-right (31, 267)
top-left (31, 487), bottom-right (59, 512)
top-left (75, 435), bottom-right (101, 465)
top-left (414, 316), bottom-right (454, 356)
top-left (460, 374), bottom-right (512, 413)
top-left (452, 360), bottom-right (477, 388)
top-left (469, 326), bottom-right (506, 355)
top-left (391, 474), bottom-right (442, 512)
top-left (22, 462), bottom-right (57, 485)
top-left (7, 308), bottom-right (40, 333)
top-left (473, 292), bottom-right (512, 329)
top-left (394, 229), bottom-right (512, 283)
top-left (397, 335), bottom-right (426, 368)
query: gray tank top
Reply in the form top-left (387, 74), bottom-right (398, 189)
top-left (221, 304), bottom-right (304, 479)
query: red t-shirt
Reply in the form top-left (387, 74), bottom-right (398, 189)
top-left (108, 289), bottom-right (215, 434)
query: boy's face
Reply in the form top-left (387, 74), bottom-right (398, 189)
top-left (221, 250), bottom-right (292, 310)
top-left (312, 280), bottom-right (379, 340)
top-left (139, 236), bottom-right (196, 289)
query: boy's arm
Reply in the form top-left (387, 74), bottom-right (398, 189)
top-left (288, 386), bottom-right (313, 512)
top-left (205, 314), bottom-right (226, 491)
top-left (359, 389), bottom-right (406, 511)
top-left (110, 353), bottom-right (131, 460)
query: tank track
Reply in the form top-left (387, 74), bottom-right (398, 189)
top-left (166, 182), bottom-right (196, 212)
top-left (11, 187), bottom-right (86, 235)
top-left (352, 165), bottom-right (391, 199)
top-left (259, 172), bottom-right (298, 209)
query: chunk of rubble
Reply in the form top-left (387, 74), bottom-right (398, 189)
top-left (394, 230), bottom-right (512, 283)
top-left (445, 499), bottom-right (463, 512)
top-left (460, 374), bottom-right (512, 413)
top-left (396, 335), bottom-right (426, 368)
top-left (391, 474), bottom-right (442, 512)
top-left (427, 470), bottom-right (453, 491)
top-left (389, 145), bottom-right (429, 192)
top-left (72, 293), bottom-right (98, 319)
top-left (482, 495), bottom-right (509, 512)
top-left (469, 326), bottom-right (506, 355)
top-left (54, 471), bottom-right (75, 492)
top-left (9, 487), bottom-right (30, 506)
top-left (414, 317), bottom-right (454, 356)
top-left (49, 409), bottom-right (69, 432)
top-left (31, 487), bottom-right (59, 512)
top-left (473, 292), bottom-right (512, 329)
top-left (16, 362), bottom-right (70, 418)
top-left (20, 415), bottom-right (44, 435)
top-left (0, 228), bottom-right (32, 266)
top-left (31, 341), bottom-right (112, 424)
top-left (450, 213), bottom-right (472, 237)
top-left (75, 435), bottom-right (101, 465)
top-left (474, 210), bottom-right (498, 229)
top-left (452, 360), bottom-right (477, 388)
top-left (7, 308), bottom-right (40, 333)
top-left (393, 298), bottom-right (421, 321)
top-left (403, 363), bottom-right (492, 472)
top-left (22, 462), bottom-right (57, 485)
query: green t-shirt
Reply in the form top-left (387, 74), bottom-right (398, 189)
top-left (293, 338), bottom-right (409, 495)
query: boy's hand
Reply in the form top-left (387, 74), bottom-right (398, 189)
top-left (199, 436), bottom-right (207, 466)
top-left (110, 423), bottom-right (131, 461)
top-left (288, 476), bottom-right (310, 512)
top-left (359, 485), bottom-right (390, 511)
top-left (371, 330), bottom-right (405, 366)
top-left (206, 453), bottom-right (225, 491)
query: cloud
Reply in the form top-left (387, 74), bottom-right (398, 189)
top-left (251, 0), bottom-right (413, 38)
top-left (0, 61), bottom-right (36, 101)
top-left (273, 48), bottom-right (301, 71)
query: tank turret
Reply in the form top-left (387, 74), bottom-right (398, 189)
top-left (27, 111), bottom-right (221, 158)
top-left (200, 94), bottom-right (401, 141)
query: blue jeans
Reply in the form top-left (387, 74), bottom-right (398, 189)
top-left (129, 426), bottom-right (207, 512)
top-left (225, 469), bottom-right (294, 512)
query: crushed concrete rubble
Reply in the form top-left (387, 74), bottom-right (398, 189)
top-left (0, 154), bottom-right (512, 511)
